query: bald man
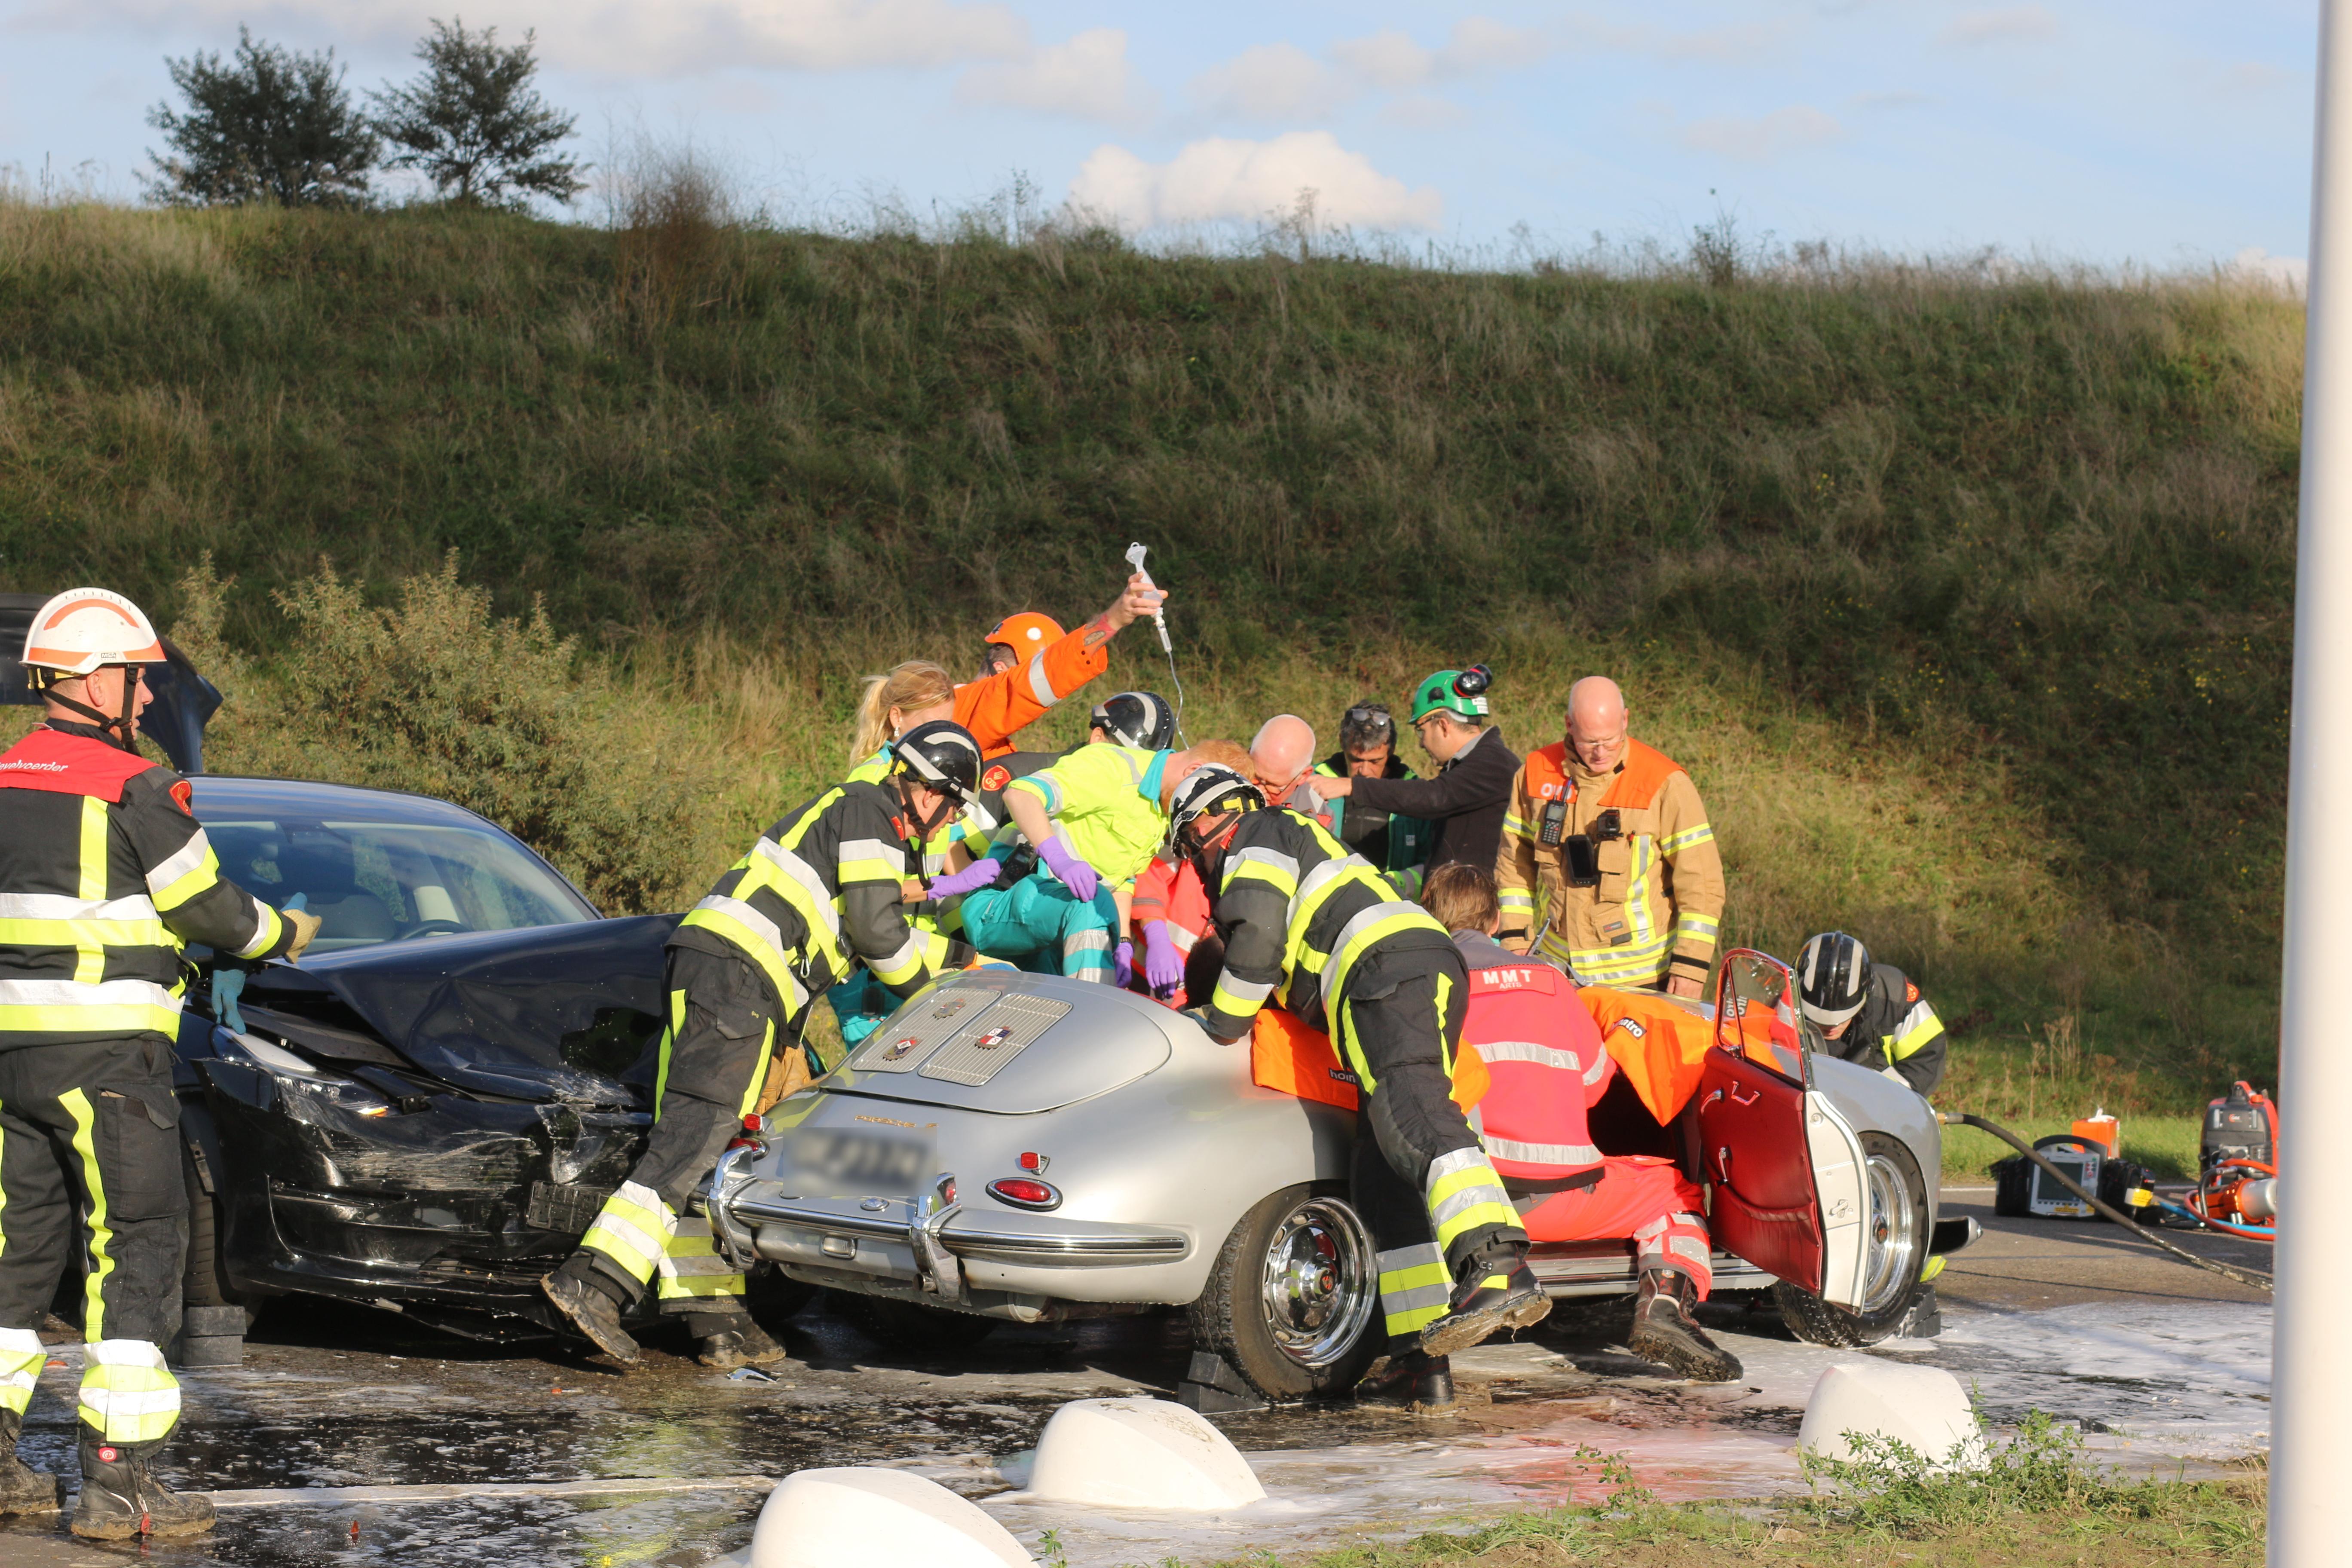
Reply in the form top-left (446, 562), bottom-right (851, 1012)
top-left (1249, 715), bottom-right (1329, 821)
top-left (1495, 677), bottom-right (1724, 998)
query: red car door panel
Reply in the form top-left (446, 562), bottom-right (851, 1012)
top-left (1695, 1043), bottom-right (1825, 1295)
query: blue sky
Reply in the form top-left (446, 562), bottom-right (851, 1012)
top-left (0, 1), bottom-right (2320, 273)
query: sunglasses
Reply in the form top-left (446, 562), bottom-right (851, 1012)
top-left (1344, 706), bottom-right (1394, 733)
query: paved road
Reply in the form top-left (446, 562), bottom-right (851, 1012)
top-left (0, 1185), bottom-right (2273, 1567)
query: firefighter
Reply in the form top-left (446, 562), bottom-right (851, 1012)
top-left (541, 722), bottom-right (984, 1368)
top-left (1381, 864), bottom-right (1737, 1406)
top-left (960, 737), bottom-right (1199, 985)
top-left (1313, 667), bottom-right (1519, 876)
top-left (1796, 931), bottom-right (1949, 1095)
top-left (1167, 768), bottom-right (1548, 1369)
top-left (0, 589), bottom-right (322, 1539)
top-left (1495, 676), bottom-right (1723, 997)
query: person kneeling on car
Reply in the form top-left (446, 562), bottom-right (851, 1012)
top-left (542, 723), bottom-right (985, 1369)
top-left (1795, 931), bottom-right (1948, 1095)
top-left (1167, 768), bottom-right (1550, 1378)
top-left (1403, 864), bottom-right (1739, 1400)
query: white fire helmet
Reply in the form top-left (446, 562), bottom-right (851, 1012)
top-left (21, 588), bottom-right (166, 680)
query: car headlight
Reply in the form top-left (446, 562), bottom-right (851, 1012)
top-left (217, 1029), bottom-right (393, 1119)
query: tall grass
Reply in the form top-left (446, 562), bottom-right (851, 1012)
top-left (0, 193), bottom-right (2303, 1110)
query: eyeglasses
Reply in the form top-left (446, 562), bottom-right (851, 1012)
top-left (1343, 706), bottom-right (1393, 734)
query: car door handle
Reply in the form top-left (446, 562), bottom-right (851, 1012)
top-left (1715, 1146), bottom-right (1733, 1185)
top-left (1728, 1083), bottom-right (1760, 1107)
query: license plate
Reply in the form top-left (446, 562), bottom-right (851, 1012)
top-left (771, 1126), bottom-right (934, 1200)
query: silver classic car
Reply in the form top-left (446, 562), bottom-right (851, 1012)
top-left (706, 949), bottom-right (1972, 1407)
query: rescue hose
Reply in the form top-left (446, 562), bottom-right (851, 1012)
top-left (1938, 1111), bottom-right (2275, 1294)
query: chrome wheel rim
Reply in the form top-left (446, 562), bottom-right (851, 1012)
top-left (1259, 1195), bottom-right (1377, 1369)
top-left (1860, 1151), bottom-right (1920, 1315)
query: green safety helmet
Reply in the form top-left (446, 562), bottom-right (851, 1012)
top-left (1408, 665), bottom-right (1492, 724)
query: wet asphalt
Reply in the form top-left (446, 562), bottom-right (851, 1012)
top-left (0, 1187), bottom-right (2275, 1568)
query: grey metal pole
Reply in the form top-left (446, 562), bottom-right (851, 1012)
top-left (2273, 3), bottom-right (2352, 1561)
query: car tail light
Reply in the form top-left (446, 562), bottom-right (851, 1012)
top-left (1018, 1151), bottom-right (1048, 1173)
top-left (985, 1177), bottom-right (1062, 1211)
top-left (726, 1114), bottom-right (765, 1152)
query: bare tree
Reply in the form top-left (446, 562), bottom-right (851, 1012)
top-left (144, 28), bottom-right (378, 207)
top-left (371, 18), bottom-right (584, 208)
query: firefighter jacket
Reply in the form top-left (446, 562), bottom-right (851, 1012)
top-left (957, 622), bottom-right (1110, 758)
top-left (1312, 753), bottom-right (1434, 888)
top-left (1813, 963), bottom-right (1948, 1095)
top-left (674, 780), bottom-right (972, 1024)
top-left (999, 745), bottom-right (1172, 896)
top-left (1340, 725), bottom-right (1518, 876)
top-left (0, 721), bottom-right (296, 1050)
top-left (1496, 738), bottom-right (1724, 989)
top-left (1447, 931), bottom-right (1608, 1191)
top-left (1201, 809), bottom-right (1455, 1042)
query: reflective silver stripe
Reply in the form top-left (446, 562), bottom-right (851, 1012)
top-left (1583, 1052), bottom-right (1611, 1086)
top-left (1482, 1134), bottom-right (1603, 1167)
top-left (0, 977), bottom-right (179, 1011)
top-left (1064, 929), bottom-right (1112, 953)
top-left (1211, 973), bottom-right (1274, 1006)
top-left (1228, 845), bottom-right (1301, 888)
top-left (1473, 1039), bottom-right (1580, 1069)
top-left (0, 893), bottom-right (159, 921)
top-left (1424, 1146), bottom-right (1515, 1230)
top-left (750, 838), bottom-right (841, 938)
top-left (1666, 1233), bottom-right (1712, 1266)
top-left (232, 894), bottom-right (281, 959)
top-left (1025, 649), bottom-right (1058, 707)
top-left (1326, 899), bottom-right (1428, 981)
top-left (143, 831), bottom-right (211, 897)
top-left (1286, 855), bottom-right (1356, 926)
top-left (868, 931), bottom-right (923, 976)
top-left (1168, 925), bottom-right (1197, 954)
top-left (690, 894), bottom-right (794, 974)
top-left (836, 837), bottom-right (907, 877)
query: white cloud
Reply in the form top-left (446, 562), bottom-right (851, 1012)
top-left (1189, 43), bottom-right (1349, 122)
top-left (2230, 247), bottom-right (2307, 294)
top-left (14, 0), bottom-right (1029, 78)
top-left (1329, 30), bottom-right (1431, 91)
top-left (1069, 132), bottom-right (1441, 231)
top-left (959, 28), bottom-right (1152, 124)
top-left (1940, 7), bottom-right (2059, 47)
top-left (1678, 105), bottom-right (1846, 162)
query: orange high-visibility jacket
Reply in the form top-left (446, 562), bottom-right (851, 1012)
top-left (954, 622), bottom-right (1110, 758)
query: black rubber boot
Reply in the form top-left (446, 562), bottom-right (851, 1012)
top-left (1418, 1242), bottom-right (1550, 1358)
top-left (691, 1314), bottom-right (789, 1371)
top-left (1355, 1348), bottom-right (1458, 1412)
top-left (541, 1254), bottom-right (643, 1366)
top-left (0, 1410), bottom-right (60, 1515)
top-left (1625, 1269), bottom-right (1743, 1383)
top-left (70, 1437), bottom-right (214, 1540)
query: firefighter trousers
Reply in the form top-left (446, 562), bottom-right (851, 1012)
top-left (573, 945), bottom-right (784, 1319)
top-left (1335, 946), bottom-right (1527, 1344)
top-left (0, 1035), bottom-right (188, 1450)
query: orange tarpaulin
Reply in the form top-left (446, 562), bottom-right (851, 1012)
top-left (1577, 987), bottom-right (1719, 1126)
top-left (1251, 1008), bottom-right (1359, 1111)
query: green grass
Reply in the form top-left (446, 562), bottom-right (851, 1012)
top-left (0, 193), bottom-right (2303, 1105)
top-left (1939, 1114), bottom-right (2202, 1183)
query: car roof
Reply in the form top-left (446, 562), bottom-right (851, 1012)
top-left (189, 774), bottom-right (511, 831)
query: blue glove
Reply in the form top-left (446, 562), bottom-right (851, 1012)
top-left (927, 858), bottom-right (1002, 900)
top-left (1113, 940), bottom-right (1135, 989)
top-left (212, 968), bottom-right (247, 1035)
top-left (1039, 836), bottom-right (1099, 902)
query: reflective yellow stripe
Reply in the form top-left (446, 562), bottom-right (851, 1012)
top-left (61, 1089), bottom-right (115, 1341)
top-left (76, 798), bottom-right (107, 983)
top-left (0, 1002), bottom-right (184, 1036)
top-left (678, 905), bottom-right (811, 1017)
top-left (656, 1222), bottom-right (747, 1302)
top-left (1377, 1246), bottom-right (1452, 1338)
top-left (651, 988), bottom-right (686, 1109)
top-left (234, 895), bottom-right (285, 960)
top-left (0, 1327), bottom-right (40, 1418)
top-left (79, 1339), bottom-right (180, 1444)
top-left (1496, 890), bottom-right (1535, 914)
top-left (867, 931), bottom-right (927, 989)
top-left (735, 1019), bottom-right (777, 1119)
top-left (1675, 911), bottom-right (1720, 940)
top-left (0, 917), bottom-right (169, 949)
top-left (581, 1181), bottom-right (677, 1287)
top-left (1886, 1002), bottom-right (1945, 1063)
top-left (1424, 1146), bottom-right (1519, 1255)
top-left (148, 847), bottom-right (224, 913)
top-left (1659, 821), bottom-right (1715, 855)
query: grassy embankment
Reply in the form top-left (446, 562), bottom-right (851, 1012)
top-left (0, 195), bottom-right (2302, 1143)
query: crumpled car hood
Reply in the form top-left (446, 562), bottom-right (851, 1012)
top-left (240, 915), bottom-right (680, 1106)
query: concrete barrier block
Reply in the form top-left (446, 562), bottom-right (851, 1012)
top-left (1028, 1397), bottom-right (1265, 1510)
top-left (1799, 1361), bottom-right (1985, 1469)
top-left (750, 1467), bottom-right (1031, 1568)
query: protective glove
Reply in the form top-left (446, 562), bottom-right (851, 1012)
top-left (1038, 836), bottom-right (1099, 901)
top-left (1142, 922), bottom-right (1186, 996)
top-left (211, 968), bottom-right (248, 1035)
top-left (1113, 940), bottom-right (1135, 989)
top-left (283, 906), bottom-right (323, 962)
top-left (926, 858), bottom-right (1002, 900)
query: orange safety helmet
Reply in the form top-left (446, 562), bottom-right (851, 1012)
top-left (983, 611), bottom-right (1064, 655)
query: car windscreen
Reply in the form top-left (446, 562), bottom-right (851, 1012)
top-left (201, 816), bottom-right (592, 951)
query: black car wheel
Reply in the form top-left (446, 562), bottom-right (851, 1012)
top-left (1189, 1184), bottom-right (1380, 1402)
top-left (1774, 1132), bottom-right (1932, 1347)
top-left (180, 1141), bottom-right (258, 1330)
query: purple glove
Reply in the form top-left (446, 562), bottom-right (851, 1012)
top-left (1142, 922), bottom-right (1186, 994)
top-left (926, 858), bottom-right (1002, 900)
top-left (1039, 836), bottom-right (1099, 901)
top-left (1113, 940), bottom-right (1135, 989)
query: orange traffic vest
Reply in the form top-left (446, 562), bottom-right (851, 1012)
top-left (1522, 737), bottom-right (1685, 816)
